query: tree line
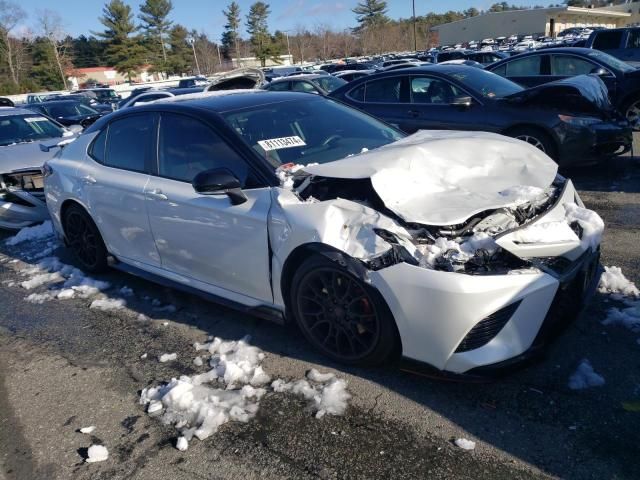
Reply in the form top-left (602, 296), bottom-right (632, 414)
top-left (0, 0), bottom-right (631, 95)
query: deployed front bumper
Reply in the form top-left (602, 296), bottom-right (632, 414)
top-left (0, 190), bottom-right (49, 230)
top-left (557, 120), bottom-right (632, 166)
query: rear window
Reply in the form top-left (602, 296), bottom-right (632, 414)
top-left (592, 30), bottom-right (623, 50)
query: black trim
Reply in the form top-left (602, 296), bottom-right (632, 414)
top-left (108, 257), bottom-right (285, 324)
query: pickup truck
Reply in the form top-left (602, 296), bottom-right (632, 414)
top-left (586, 27), bottom-right (640, 67)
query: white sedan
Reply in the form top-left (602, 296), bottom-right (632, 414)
top-left (42, 91), bottom-right (603, 375)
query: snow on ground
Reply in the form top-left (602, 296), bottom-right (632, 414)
top-left (454, 438), bottom-right (476, 450)
top-left (599, 266), bottom-right (640, 298)
top-left (4, 221), bottom-right (54, 246)
top-left (568, 359), bottom-right (605, 390)
top-left (271, 369), bottom-right (351, 419)
top-left (90, 298), bottom-right (126, 311)
top-left (141, 337), bottom-right (351, 450)
top-left (80, 426), bottom-right (96, 434)
top-left (85, 444), bottom-right (108, 463)
top-left (599, 266), bottom-right (640, 334)
top-left (159, 353), bottom-right (177, 363)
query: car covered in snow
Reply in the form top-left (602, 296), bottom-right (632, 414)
top-left (43, 91), bottom-right (603, 374)
top-left (0, 108), bottom-right (78, 229)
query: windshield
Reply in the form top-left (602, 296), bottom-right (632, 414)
top-left (48, 103), bottom-right (98, 118)
top-left (222, 97), bottom-right (404, 166)
top-left (95, 90), bottom-right (117, 100)
top-left (587, 50), bottom-right (635, 73)
top-left (311, 76), bottom-right (348, 93)
top-left (446, 68), bottom-right (523, 98)
top-left (0, 114), bottom-right (65, 147)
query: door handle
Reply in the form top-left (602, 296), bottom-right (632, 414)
top-left (407, 109), bottom-right (420, 118)
top-left (147, 189), bottom-right (168, 201)
top-left (82, 175), bottom-right (97, 185)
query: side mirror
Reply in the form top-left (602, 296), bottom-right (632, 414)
top-left (451, 95), bottom-right (473, 107)
top-left (590, 67), bottom-right (609, 77)
top-left (192, 168), bottom-right (247, 205)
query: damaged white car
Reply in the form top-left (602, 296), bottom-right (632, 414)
top-left (0, 108), bottom-right (78, 229)
top-left (43, 91), bottom-right (603, 374)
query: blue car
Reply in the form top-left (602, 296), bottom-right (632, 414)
top-left (486, 47), bottom-right (640, 127)
top-left (329, 65), bottom-right (632, 167)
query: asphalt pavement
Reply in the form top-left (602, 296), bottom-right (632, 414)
top-left (0, 156), bottom-right (638, 480)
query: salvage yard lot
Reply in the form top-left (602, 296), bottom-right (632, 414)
top-left (0, 157), bottom-right (639, 480)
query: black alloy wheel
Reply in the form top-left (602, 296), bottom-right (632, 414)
top-left (291, 255), bottom-right (398, 366)
top-left (63, 204), bottom-right (108, 273)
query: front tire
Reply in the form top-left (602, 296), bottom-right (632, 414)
top-left (290, 254), bottom-right (398, 366)
top-left (63, 204), bottom-right (108, 273)
top-left (623, 96), bottom-right (640, 130)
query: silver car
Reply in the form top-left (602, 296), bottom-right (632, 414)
top-left (0, 108), bottom-right (77, 229)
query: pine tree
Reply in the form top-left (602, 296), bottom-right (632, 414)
top-left (166, 24), bottom-right (191, 75)
top-left (96, 0), bottom-right (146, 82)
top-left (246, 2), bottom-right (279, 67)
top-left (139, 0), bottom-right (173, 69)
top-left (352, 0), bottom-right (389, 31)
top-left (221, 1), bottom-right (241, 61)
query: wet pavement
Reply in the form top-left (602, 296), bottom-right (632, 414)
top-left (0, 156), bottom-right (639, 480)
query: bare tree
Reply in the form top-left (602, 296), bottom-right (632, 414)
top-left (0, 0), bottom-right (27, 86)
top-left (37, 9), bottom-right (69, 90)
top-left (292, 25), bottom-right (313, 64)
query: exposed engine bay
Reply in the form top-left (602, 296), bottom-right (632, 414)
top-left (287, 170), bottom-right (568, 275)
top-left (0, 169), bottom-right (45, 204)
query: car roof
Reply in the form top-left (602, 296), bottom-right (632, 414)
top-left (0, 107), bottom-right (42, 117)
top-left (270, 74), bottom-right (325, 82)
top-left (36, 100), bottom-right (83, 106)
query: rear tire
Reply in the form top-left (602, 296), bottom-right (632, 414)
top-left (290, 254), bottom-right (399, 366)
top-left (62, 204), bottom-right (108, 273)
top-left (622, 95), bottom-right (640, 130)
top-left (507, 126), bottom-right (557, 160)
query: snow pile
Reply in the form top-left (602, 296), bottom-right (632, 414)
top-left (141, 338), bottom-right (351, 450)
top-left (159, 353), bottom-right (177, 363)
top-left (568, 359), bottom-right (605, 390)
top-left (508, 202), bottom-right (603, 251)
top-left (16, 256), bottom-right (112, 302)
top-left (599, 266), bottom-right (640, 333)
top-left (417, 232), bottom-right (498, 269)
top-left (5, 221), bottom-right (54, 246)
top-left (598, 266), bottom-right (640, 297)
top-left (454, 438), bottom-right (476, 450)
top-left (140, 337), bottom-right (271, 449)
top-left (89, 298), bottom-right (126, 311)
top-left (271, 368), bottom-right (351, 419)
top-left (85, 445), bottom-right (108, 463)
top-left (499, 185), bottom-right (546, 205)
top-left (564, 202), bottom-right (604, 251)
top-left (275, 163), bottom-right (305, 189)
top-left (80, 426), bottom-right (96, 434)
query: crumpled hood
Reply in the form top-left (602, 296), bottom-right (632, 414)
top-left (303, 130), bottom-right (557, 226)
top-left (505, 74), bottom-right (611, 111)
top-left (0, 141), bottom-right (56, 173)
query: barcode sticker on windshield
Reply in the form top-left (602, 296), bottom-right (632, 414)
top-left (258, 136), bottom-right (306, 151)
top-left (25, 117), bottom-right (48, 123)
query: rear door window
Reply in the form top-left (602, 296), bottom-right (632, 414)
top-left (104, 114), bottom-right (155, 173)
top-left (291, 81), bottom-right (318, 93)
top-left (505, 56), bottom-right (542, 76)
top-left (410, 77), bottom-right (462, 104)
top-left (267, 81), bottom-right (290, 91)
top-left (592, 30), bottom-right (623, 50)
top-left (363, 77), bottom-right (409, 103)
top-left (626, 30), bottom-right (640, 49)
top-left (550, 55), bottom-right (598, 76)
